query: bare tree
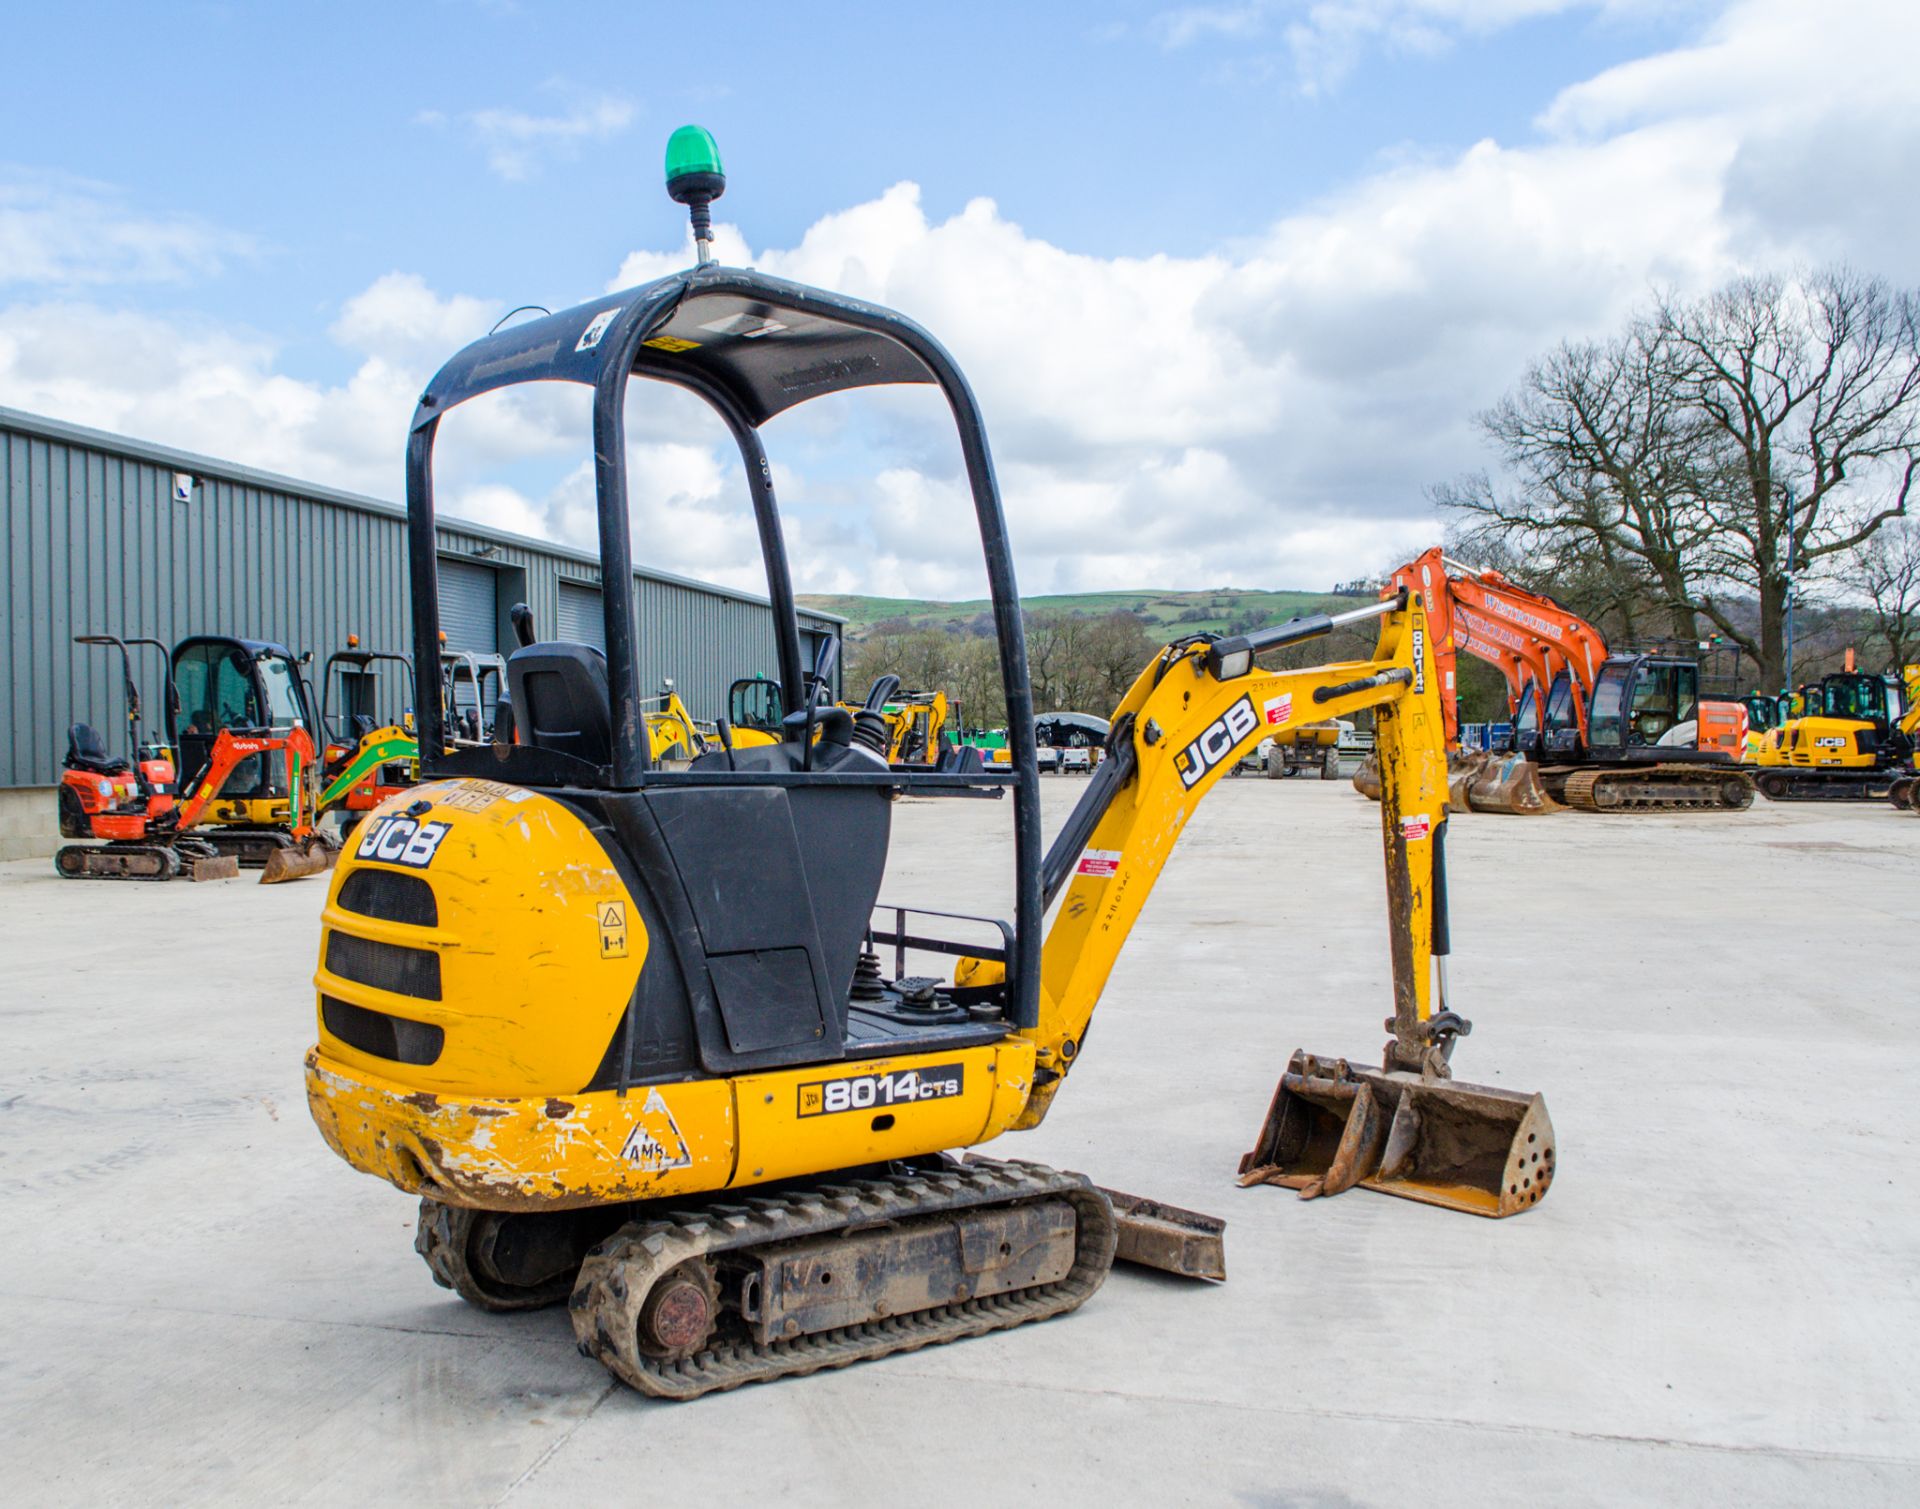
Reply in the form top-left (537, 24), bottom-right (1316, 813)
top-left (1660, 268), bottom-right (1920, 685)
top-left (1843, 516), bottom-right (1920, 669)
top-left (1443, 322), bottom-right (1716, 639)
top-left (1441, 267), bottom-right (1920, 686)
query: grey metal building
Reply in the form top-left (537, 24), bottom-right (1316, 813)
top-left (0, 406), bottom-right (841, 859)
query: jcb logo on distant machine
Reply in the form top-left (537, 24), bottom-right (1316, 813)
top-left (798, 1063), bottom-right (964, 1118)
top-left (1175, 696), bottom-right (1257, 788)
top-left (355, 816), bottom-right (451, 869)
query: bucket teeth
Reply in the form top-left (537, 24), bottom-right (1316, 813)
top-left (1241, 1050), bottom-right (1554, 1218)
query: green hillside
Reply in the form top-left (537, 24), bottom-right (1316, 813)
top-left (799, 587), bottom-right (1364, 638)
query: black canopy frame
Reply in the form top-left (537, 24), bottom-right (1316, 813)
top-left (404, 263), bottom-right (1042, 1029)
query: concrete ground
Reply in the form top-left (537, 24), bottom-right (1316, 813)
top-left (1, 783), bottom-right (1915, 1506)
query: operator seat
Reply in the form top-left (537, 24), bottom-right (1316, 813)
top-left (66, 723), bottom-right (129, 776)
top-left (506, 642), bottom-right (613, 767)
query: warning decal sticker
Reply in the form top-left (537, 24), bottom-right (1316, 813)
top-left (618, 1087), bottom-right (692, 1171)
top-left (1400, 813), bottom-right (1432, 842)
top-left (642, 334), bottom-right (701, 354)
top-left (597, 900), bottom-right (629, 959)
top-left (1076, 849), bottom-right (1122, 878)
top-left (1263, 693), bottom-right (1294, 727)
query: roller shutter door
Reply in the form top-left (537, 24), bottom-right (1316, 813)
top-left (438, 558), bottom-right (497, 652)
top-left (558, 581), bottom-right (605, 651)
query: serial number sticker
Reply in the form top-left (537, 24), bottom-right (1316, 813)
top-left (437, 780), bottom-right (517, 813)
top-left (797, 1063), bottom-right (965, 1118)
top-left (1076, 848), bottom-right (1122, 878)
top-left (1400, 813), bottom-right (1432, 842)
top-left (597, 900), bottom-right (628, 959)
top-left (1263, 692), bottom-right (1294, 727)
top-left (354, 816), bottom-right (452, 868)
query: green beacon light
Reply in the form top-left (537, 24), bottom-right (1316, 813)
top-left (665, 125), bottom-right (726, 266)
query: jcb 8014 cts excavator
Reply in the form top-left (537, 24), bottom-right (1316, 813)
top-left (1390, 548), bottom-right (1753, 813)
top-left (304, 130), bottom-right (1553, 1399)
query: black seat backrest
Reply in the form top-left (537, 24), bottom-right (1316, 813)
top-left (507, 643), bottom-right (612, 767)
top-left (66, 723), bottom-right (128, 775)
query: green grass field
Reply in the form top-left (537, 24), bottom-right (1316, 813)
top-left (799, 587), bottom-right (1363, 637)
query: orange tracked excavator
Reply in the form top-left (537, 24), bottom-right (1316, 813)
top-left (1380, 549), bottom-right (1754, 813)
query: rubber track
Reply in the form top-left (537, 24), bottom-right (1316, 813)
top-left (1753, 769), bottom-right (1901, 802)
top-left (1557, 764), bottom-right (1753, 812)
top-left (54, 844), bottom-right (177, 880)
top-left (569, 1157), bottom-right (1117, 1400)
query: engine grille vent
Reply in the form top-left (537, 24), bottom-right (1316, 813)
top-left (321, 996), bottom-right (445, 1065)
top-left (326, 929), bottom-right (442, 1001)
top-left (337, 868), bottom-right (438, 927)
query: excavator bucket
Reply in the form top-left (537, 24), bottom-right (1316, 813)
top-left (1446, 751), bottom-right (1489, 808)
top-left (1239, 1054), bottom-right (1554, 1218)
top-left (1350, 753), bottom-right (1382, 801)
top-left (1236, 1053), bottom-right (1389, 1199)
top-left (260, 838), bottom-right (337, 885)
top-left (1463, 754), bottom-right (1556, 815)
top-left (1361, 1078), bottom-right (1555, 1217)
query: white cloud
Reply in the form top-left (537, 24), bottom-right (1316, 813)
top-left (417, 95), bottom-right (635, 181)
top-left (0, 171), bottom-right (245, 287)
top-left (3, 0), bottom-right (1917, 605)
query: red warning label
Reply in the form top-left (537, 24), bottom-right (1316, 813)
top-left (1400, 813), bottom-right (1432, 842)
top-left (1076, 848), bottom-right (1122, 878)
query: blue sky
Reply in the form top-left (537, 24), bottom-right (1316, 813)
top-left (3, 1), bottom-right (1915, 597)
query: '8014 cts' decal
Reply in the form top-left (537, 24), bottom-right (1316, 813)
top-left (355, 815), bottom-right (452, 868)
top-left (798, 1063), bottom-right (965, 1118)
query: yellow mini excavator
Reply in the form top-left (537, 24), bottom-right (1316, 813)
top-left (305, 128), bottom-right (1552, 1399)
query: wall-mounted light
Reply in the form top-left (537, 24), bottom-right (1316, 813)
top-left (471, 543), bottom-right (500, 559)
top-left (171, 473), bottom-right (194, 503)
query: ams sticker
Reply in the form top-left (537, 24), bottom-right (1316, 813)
top-left (618, 1087), bottom-right (692, 1171)
top-left (355, 816), bottom-right (452, 868)
top-left (1175, 695), bottom-right (1258, 788)
top-left (798, 1063), bottom-right (964, 1118)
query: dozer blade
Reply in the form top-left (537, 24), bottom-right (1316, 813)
top-left (1464, 754), bottom-right (1557, 815)
top-left (1236, 1052), bottom-right (1389, 1199)
top-left (260, 838), bottom-right (337, 885)
top-left (189, 854), bottom-right (241, 881)
top-left (1098, 1189), bottom-right (1227, 1281)
top-left (1239, 1052), bottom-right (1554, 1218)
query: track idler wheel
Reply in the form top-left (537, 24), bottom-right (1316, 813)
top-left (632, 1260), bottom-right (722, 1362)
top-left (414, 1198), bottom-right (586, 1312)
top-left (1756, 770), bottom-right (1790, 801)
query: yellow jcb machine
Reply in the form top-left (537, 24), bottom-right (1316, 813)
top-left (305, 128), bottom-right (1552, 1400)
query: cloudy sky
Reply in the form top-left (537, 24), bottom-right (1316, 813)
top-left (3, 1), bottom-right (1916, 600)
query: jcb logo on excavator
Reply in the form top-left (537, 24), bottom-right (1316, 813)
top-left (1175, 696), bottom-right (1258, 788)
top-left (355, 815), bottom-right (452, 869)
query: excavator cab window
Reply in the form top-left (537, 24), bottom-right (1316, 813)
top-left (1823, 674), bottom-right (1887, 727)
top-left (1589, 663), bottom-right (1629, 751)
top-left (257, 653), bottom-right (309, 730)
top-left (1512, 682), bottom-right (1541, 755)
top-left (1624, 661), bottom-right (1693, 746)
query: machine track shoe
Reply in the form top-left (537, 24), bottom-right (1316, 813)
top-left (568, 1157), bottom-right (1115, 1399)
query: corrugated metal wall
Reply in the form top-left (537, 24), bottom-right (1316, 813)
top-left (0, 407), bottom-right (840, 789)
